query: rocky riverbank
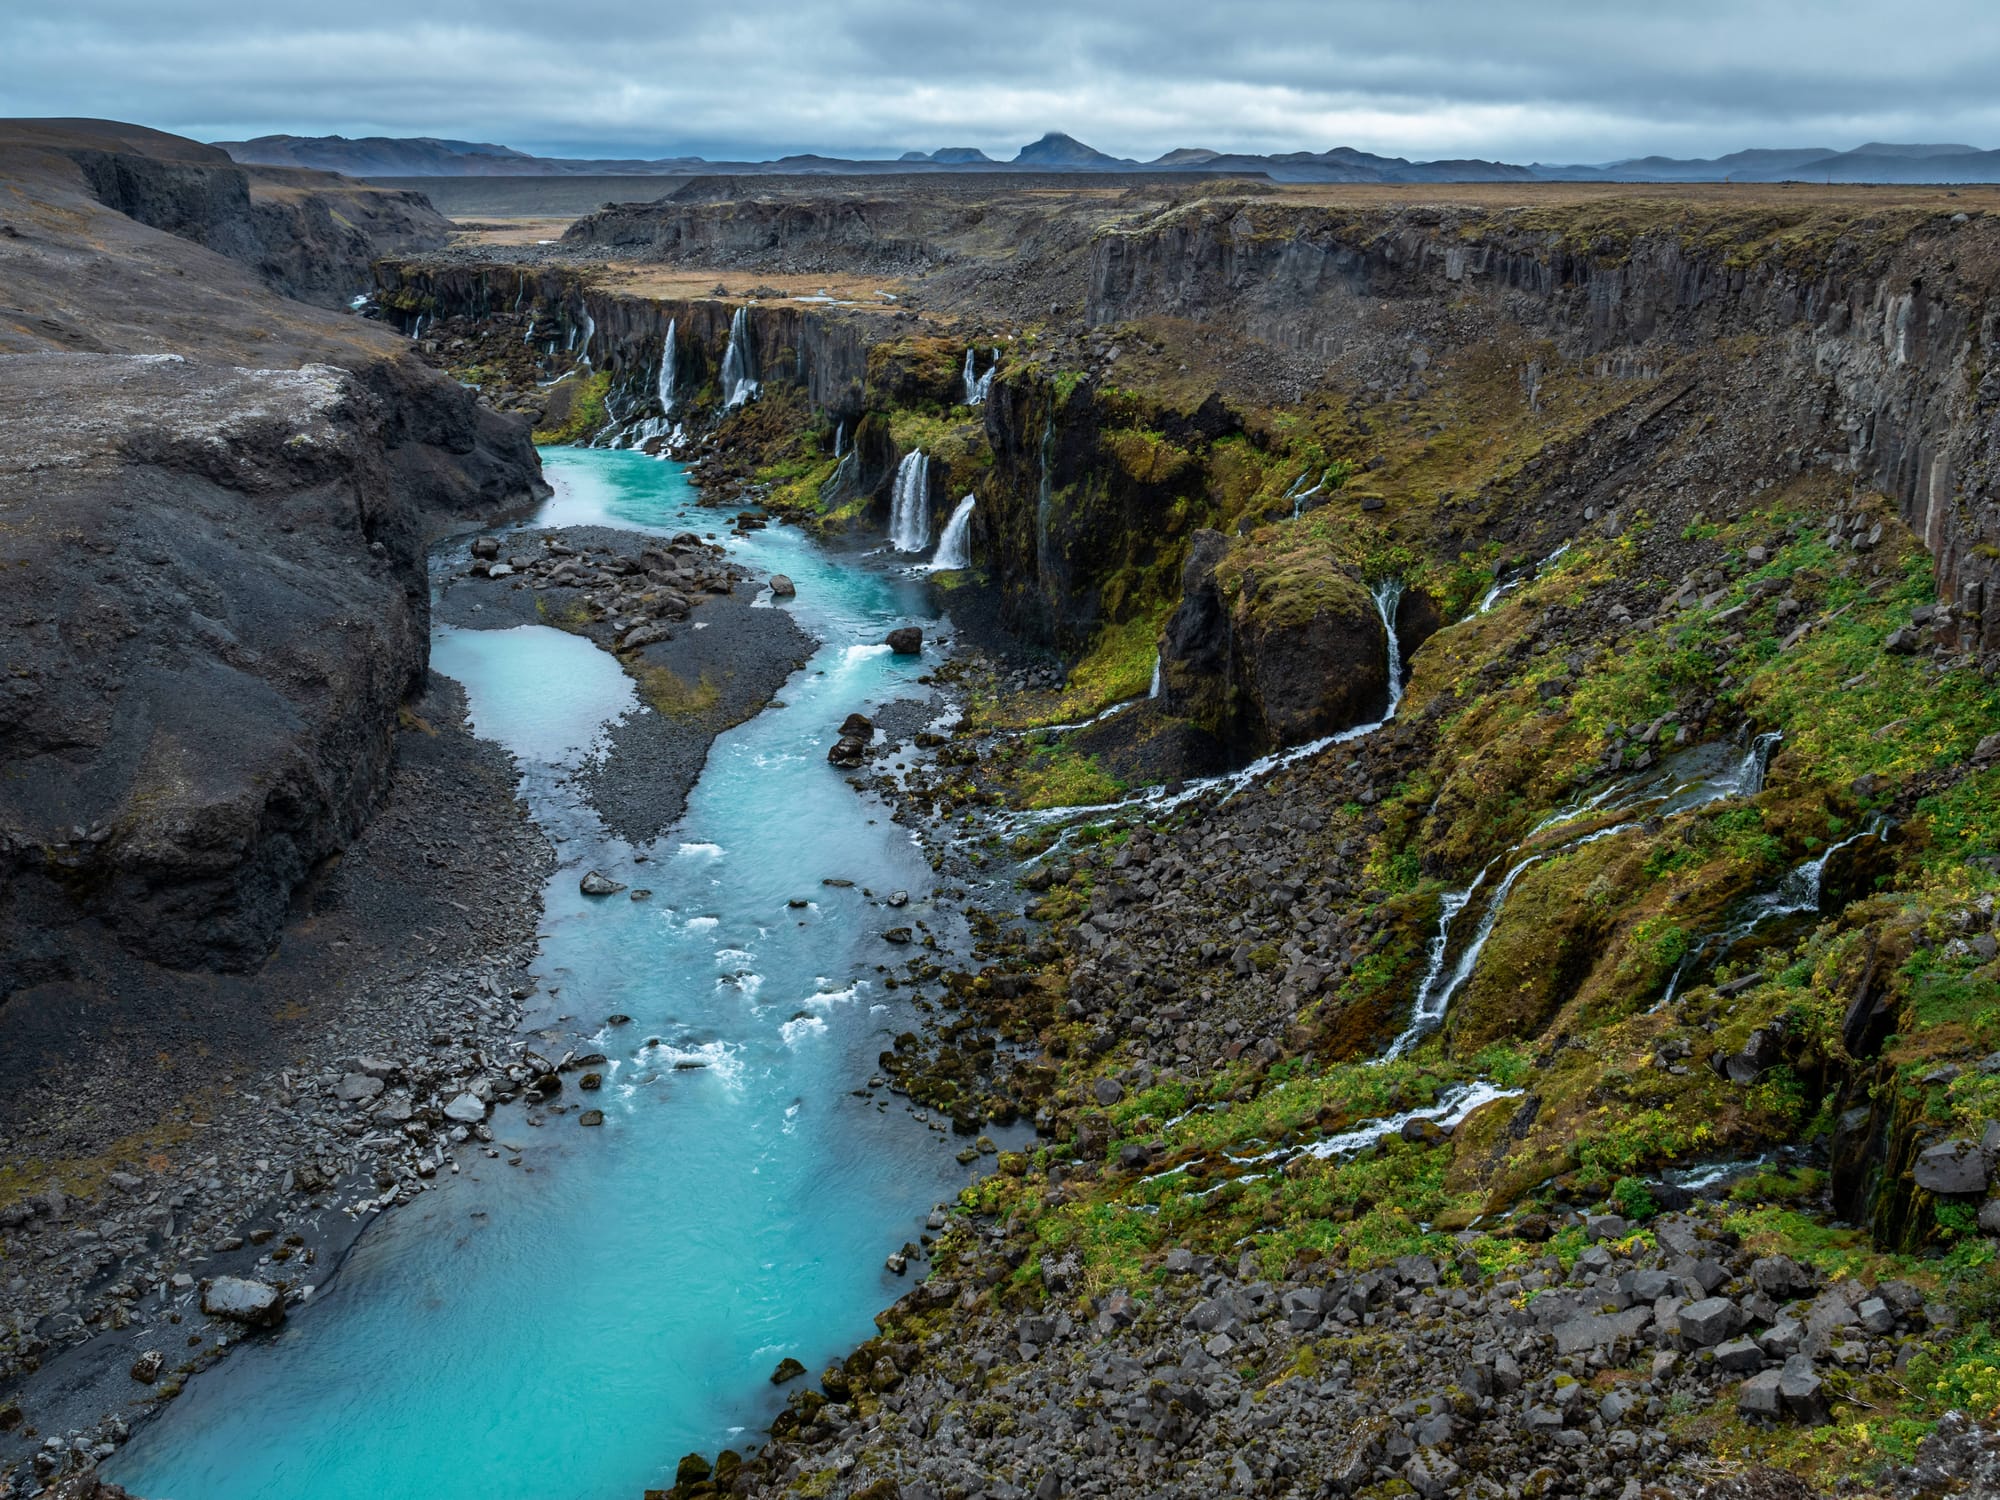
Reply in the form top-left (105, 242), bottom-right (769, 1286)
top-left (657, 476), bottom-right (2000, 1497)
top-left (0, 673), bottom-right (553, 1488)
top-left (0, 511), bottom-right (823, 1494)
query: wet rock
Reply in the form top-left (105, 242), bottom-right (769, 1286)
top-left (201, 1276), bottom-right (284, 1329)
top-left (884, 927), bottom-right (913, 944)
top-left (771, 1356), bottom-right (806, 1384)
top-left (829, 735), bottom-right (868, 768)
top-left (579, 1109), bottom-right (604, 1127)
top-left (769, 574), bottom-right (796, 597)
top-left (839, 713), bottom-right (875, 738)
top-left (886, 626), bottom-right (923, 654)
top-left (579, 869), bottom-right (627, 896)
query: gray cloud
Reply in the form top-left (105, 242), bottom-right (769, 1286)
top-left (6, 0), bottom-right (1999, 164)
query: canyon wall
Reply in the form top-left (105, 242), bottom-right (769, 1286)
top-left (1087, 201), bottom-right (2000, 653)
top-left (0, 125), bottom-right (543, 998)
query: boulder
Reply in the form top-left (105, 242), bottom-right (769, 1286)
top-left (580, 869), bottom-right (627, 897)
top-left (1679, 1296), bottom-right (1744, 1347)
top-left (335, 1073), bottom-right (384, 1102)
top-left (886, 626), bottom-right (923, 655)
top-left (1158, 527), bottom-right (1401, 753)
top-left (828, 735), bottom-right (868, 768)
top-left (1915, 1138), bottom-right (1989, 1196)
top-left (839, 713), bottom-right (875, 738)
top-left (129, 1349), bottom-right (164, 1384)
top-left (443, 1093), bottom-right (487, 1123)
top-left (1779, 1354), bottom-right (1832, 1425)
top-left (1738, 1369), bottom-right (1785, 1418)
top-left (769, 574), bottom-right (796, 597)
top-left (202, 1276), bottom-right (285, 1329)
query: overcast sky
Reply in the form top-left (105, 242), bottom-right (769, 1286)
top-left (6, 0), bottom-right (1999, 164)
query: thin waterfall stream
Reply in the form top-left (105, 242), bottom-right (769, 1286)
top-left (107, 449), bottom-right (1015, 1500)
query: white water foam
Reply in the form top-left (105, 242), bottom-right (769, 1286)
top-left (780, 1016), bottom-right (828, 1046)
top-left (928, 495), bottom-right (976, 571)
top-left (888, 451), bottom-right (931, 552)
top-left (721, 307), bottom-right (759, 408)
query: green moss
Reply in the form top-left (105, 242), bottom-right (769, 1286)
top-left (532, 370), bottom-right (612, 445)
top-left (1013, 746), bottom-right (1125, 810)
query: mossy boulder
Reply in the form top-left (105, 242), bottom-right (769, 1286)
top-left (1159, 527), bottom-right (1391, 753)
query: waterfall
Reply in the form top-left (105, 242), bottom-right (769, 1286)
top-left (721, 307), bottom-right (759, 408)
top-left (888, 451), bottom-right (931, 552)
top-left (410, 314), bottom-right (424, 341)
top-left (833, 421), bottom-right (846, 459)
top-left (1387, 855), bottom-right (1538, 1059)
top-left (576, 307), bottom-right (596, 366)
top-left (1284, 471), bottom-right (1324, 520)
top-left (1035, 417), bottom-right (1057, 577)
top-left (963, 348), bottom-right (996, 404)
top-left (1737, 731), bottom-right (1783, 797)
top-left (657, 319), bottom-right (677, 414)
top-left (1658, 814), bottom-right (1890, 1006)
top-left (1386, 726), bottom-right (1795, 1053)
top-left (927, 495), bottom-right (976, 571)
top-left (1472, 541), bottom-right (1573, 619)
top-left (1149, 655), bottom-right (1163, 700)
top-left (1372, 578), bottom-right (1407, 719)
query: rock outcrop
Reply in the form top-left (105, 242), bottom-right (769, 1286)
top-left (1087, 199), bottom-right (2000, 654)
top-left (0, 123), bottom-right (543, 997)
top-left (9, 118), bottom-right (452, 307)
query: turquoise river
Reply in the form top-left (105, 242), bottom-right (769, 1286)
top-left (109, 448), bottom-right (1003, 1499)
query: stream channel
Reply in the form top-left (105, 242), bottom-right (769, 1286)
top-left (109, 448), bottom-right (1010, 1499)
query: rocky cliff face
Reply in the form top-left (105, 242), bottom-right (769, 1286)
top-left (0, 124), bottom-right (543, 993)
top-left (375, 261), bottom-right (876, 420)
top-left (0, 355), bottom-right (424, 985)
top-left (26, 119), bottom-right (453, 308)
top-left (1087, 200), bottom-right (2000, 656)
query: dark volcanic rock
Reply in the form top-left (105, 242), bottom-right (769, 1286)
top-left (0, 124), bottom-right (544, 999)
top-left (26, 119), bottom-right (453, 308)
top-left (1160, 527), bottom-right (1389, 753)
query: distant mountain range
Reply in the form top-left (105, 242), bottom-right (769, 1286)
top-left (213, 131), bottom-right (2000, 185)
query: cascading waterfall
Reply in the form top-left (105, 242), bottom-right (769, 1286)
top-left (657, 319), bottom-right (678, 414)
top-left (1284, 471), bottom-right (1324, 520)
top-left (962, 348), bottom-right (996, 404)
top-left (833, 421), bottom-right (846, 459)
top-left (1469, 541), bottom-right (1574, 619)
top-left (575, 307), bottom-right (597, 366)
top-left (927, 495), bottom-right (975, 570)
top-left (996, 577), bottom-right (1413, 833)
top-left (887, 451), bottom-right (931, 552)
top-left (1385, 728), bottom-right (1790, 1055)
top-left (1657, 814), bottom-right (1891, 1005)
top-left (1149, 655), bottom-right (1163, 700)
top-left (1034, 417), bottom-right (1056, 577)
top-left (1373, 577), bottom-right (1407, 718)
top-left (721, 306), bottom-right (759, 408)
